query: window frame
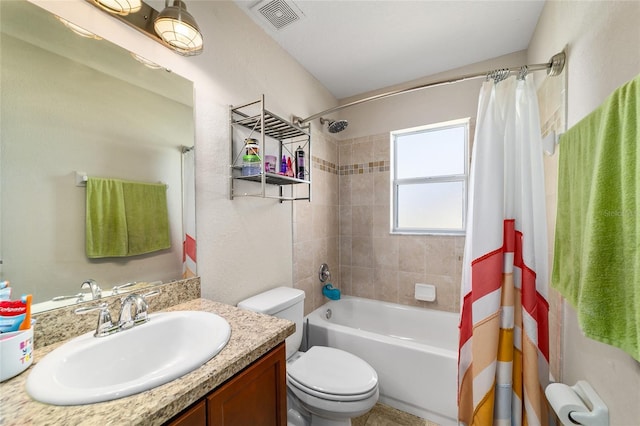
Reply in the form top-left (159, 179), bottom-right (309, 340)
top-left (390, 118), bottom-right (470, 235)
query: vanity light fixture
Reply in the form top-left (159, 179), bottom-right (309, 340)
top-left (85, 0), bottom-right (203, 56)
top-left (130, 52), bottom-right (164, 70)
top-left (92, 0), bottom-right (142, 16)
top-left (153, 1), bottom-right (203, 56)
top-left (55, 16), bottom-right (103, 40)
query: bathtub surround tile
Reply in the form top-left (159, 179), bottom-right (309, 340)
top-left (352, 236), bottom-right (374, 268)
top-left (339, 140), bottom-right (353, 167)
top-left (328, 173), bottom-right (339, 206)
top-left (336, 131), bottom-right (463, 314)
top-left (313, 238), bottom-right (329, 272)
top-left (340, 236), bottom-right (353, 265)
top-left (372, 134), bottom-right (391, 162)
top-left (372, 205), bottom-right (391, 237)
top-left (374, 268), bottom-right (399, 304)
top-left (294, 240), bottom-right (315, 284)
top-left (353, 136), bottom-right (374, 164)
top-left (313, 205), bottom-right (332, 240)
top-left (293, 200), bottom-right (312, 243)
top-left (399, 236), bottom-right (427, 274)
top-left (352, 205), bottom-right (373, 236)
top-left (351, 173), bottom-right (375, 206)
top-left (424, 237), bottom-right (457, 277)
top-left (373, 236), bottom-right (399, 270)
top-left (373, 171), bottom-right (390, 207)
top-left (339, 204), bottom-right (353, 236)
top-left (351, 267), bottom-right (375, 299)
top-left (293, 133), bottom-right (341, 316)
top-left (339, 174), bottom-right (352, 208)
top-left (339, 265), bottom-right (353, 295)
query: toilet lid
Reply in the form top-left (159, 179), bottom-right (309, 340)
top-left (287, 346), bottom-right (378, 397)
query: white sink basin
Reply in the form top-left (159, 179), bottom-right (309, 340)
top-left (26, 311), bottom-right (231, 405)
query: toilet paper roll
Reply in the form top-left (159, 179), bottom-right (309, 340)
top-left (545, 383), bottom-right (590, 426)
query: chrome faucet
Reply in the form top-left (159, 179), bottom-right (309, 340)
top-left (118, 290), bottom-right (160, 330)
top-left (75, 290), bottom-right (160, 337)
top-left (81, 279), bottom-right (102, 300)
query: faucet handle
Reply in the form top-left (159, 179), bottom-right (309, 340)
top-left (142, 289), bottom-right (160, 300)
top-left (75, 302), bottom-right (116, 337)
top-left (133, 290), bottom-right (161, 323)
top-left (81, 279), bottom-right (102, 300)
top-left (112, 281), bottom-right (137, 295)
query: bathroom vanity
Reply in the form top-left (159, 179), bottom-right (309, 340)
top-left (0, 297), bottom-right (294, 425)
top-left (169, 342), bottom-right (286, 425)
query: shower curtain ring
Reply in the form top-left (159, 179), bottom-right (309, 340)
top-left (518, 65), bottom-right (529, 80)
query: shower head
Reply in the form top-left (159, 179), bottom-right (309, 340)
top-left (319, 117), bottom-right (348, 133)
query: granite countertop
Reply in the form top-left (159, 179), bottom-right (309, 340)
top-left (0, 298), bottom-right (295, 426)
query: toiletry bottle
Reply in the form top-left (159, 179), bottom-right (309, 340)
top-left (286, 157), bottom-right (294, 177)
top-left (280, 155), bottom-right (287, 175)
top-left (295, 146), bottom-right (305, 179)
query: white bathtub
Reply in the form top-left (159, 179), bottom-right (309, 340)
top-left (305, 296), bottom-right (459, 425)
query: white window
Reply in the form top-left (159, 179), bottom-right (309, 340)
top-left (391, 118), bottom-right (469, 235)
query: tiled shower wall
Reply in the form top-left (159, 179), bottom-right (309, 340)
top-left (338, 134), bottom-right (463, 313)
top-left (293, 129), bottom-right (340, 315)
top-left (294, 128), bottom-right (466, 316)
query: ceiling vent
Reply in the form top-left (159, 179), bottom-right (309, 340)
top-left (252, 0), bottom-right (305, 31)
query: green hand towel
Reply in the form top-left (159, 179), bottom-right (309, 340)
top-left (86, 177), bottom-right (128, 258)
top-left (552, 74), bottom-right (640, 361)
top-left (122, 181), bottom-right (171, 256)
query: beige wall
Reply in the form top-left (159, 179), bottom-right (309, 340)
top-left (528, 1), bottom-right (640, 424)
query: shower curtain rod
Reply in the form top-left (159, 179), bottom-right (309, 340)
top-left (295, 51), bottom-right (566, 125)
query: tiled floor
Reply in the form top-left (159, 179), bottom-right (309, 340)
top-left (352, 403), bottom-right (440, 426)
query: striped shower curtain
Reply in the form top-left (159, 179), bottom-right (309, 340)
top-left (182, 148), bottom-right (197, 278)
top-left (458, 75), bottom-right (551, 425)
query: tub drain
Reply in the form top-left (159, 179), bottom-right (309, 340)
top-left (325, 308), bottom-right (332, 320)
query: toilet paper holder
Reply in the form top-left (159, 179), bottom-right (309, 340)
top-left (545, 380), bottom-right (608, 426)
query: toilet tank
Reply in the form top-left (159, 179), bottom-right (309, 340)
top-left (237, 287), bottom-right (305, 360)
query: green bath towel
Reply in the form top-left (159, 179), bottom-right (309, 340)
top-left (552, 74), bottom-right (640, 361)
top-left (86, 178), bottom-right (170, 258)
top-left (122, 181), bottom-right (171, 256)
top-left (86, 178), bottom-right (128, 258)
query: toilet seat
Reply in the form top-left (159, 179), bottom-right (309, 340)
top-left (287, 346), bottom-right (378, 402)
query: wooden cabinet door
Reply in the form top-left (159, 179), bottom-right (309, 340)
top-left (167, 399), bottom-right (206, 426)
top-left (207, 343), bottom-right (287, 426)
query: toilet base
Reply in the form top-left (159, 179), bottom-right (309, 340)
top-left (309, 414), bottom-right (351, 426)
top-left (286, 408), bottom-right (351, 426)
top-left (287, 393), bottom-right (355, 426)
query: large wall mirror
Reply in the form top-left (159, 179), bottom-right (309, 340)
top-left (0, 0), bottom-right (196, 312)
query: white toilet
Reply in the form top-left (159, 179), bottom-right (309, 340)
top-left (238, 287), bottom-right (379, 426)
